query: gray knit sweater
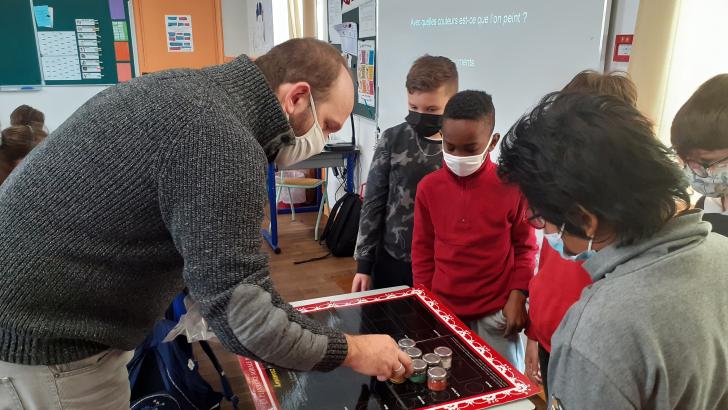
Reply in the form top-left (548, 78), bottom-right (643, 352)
top-left (0, 56), bottom-right (347, 371)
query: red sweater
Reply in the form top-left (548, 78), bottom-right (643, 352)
top-left (526, 243), bottom-right (593, 352)
top-left (412, 159), bottom-right (537, 321)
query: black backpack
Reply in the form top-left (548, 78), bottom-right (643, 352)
top-left (320, 192), bottom-right (362, 257)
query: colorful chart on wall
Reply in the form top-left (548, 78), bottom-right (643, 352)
top-left (326, 0), bottom-right (376, 120)
top-left (239, 287), bottom-right (539, 409)
top-left (165, 15), bottom-right (194, 52)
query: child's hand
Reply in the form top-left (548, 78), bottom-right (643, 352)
top-left (351, 273), bottom-right (372, 293)
top-left (525, 338), bottom-right (543, 385)
top-left (502, 290), bottom-right (527, 337)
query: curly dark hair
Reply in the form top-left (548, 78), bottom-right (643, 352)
top-left (443, 90), bottom-right (494, 122)
top-left (497, 92), bottom-right (690, 245)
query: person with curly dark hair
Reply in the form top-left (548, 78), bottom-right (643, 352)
top-left (523, 70), bottom-right (639, 395)
top-left (498, 92), bottom-right (728, 409)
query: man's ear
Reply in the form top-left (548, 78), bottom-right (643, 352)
top-left (279, 82), bottom-right (311, 116)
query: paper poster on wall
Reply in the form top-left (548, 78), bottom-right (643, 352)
top-left (335, 22), bottom-right (358, 56)
top-left (341, 0), bottom-right (362, 13)
top-left (165, 15), bottom-right (193, 52)
top-left (613, 34), bottom-right (634, 62)
top-left (248, 0), bottom-right (273, 56)
top-left (76, 19), bottom-right (103, 80)
top-left (112, 21), bottom-right (129, 42)
top-left (33, 5), bottom-right (54, 28)
top-left (108, 0), bottom-right (126, 20)
top-left (328, 0), bottom-right (342, 44)
top-left (37, 31), bottom-right (82, 81)
top-left (358, 1), bottom-right (375, 38)
top-left (37, 31), bottom-right (78, 56)
top-left (357, 40), bottom-right (375, 108)
top-left (41, 56), bottom-right (82, 81)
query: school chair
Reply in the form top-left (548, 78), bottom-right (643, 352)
top-left (274, 174), bottom-right (328, 241)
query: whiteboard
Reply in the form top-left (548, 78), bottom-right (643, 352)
top-left (377, 0), bottom-right (612, 143)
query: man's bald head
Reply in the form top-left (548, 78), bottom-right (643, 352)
top-left (256, 38), bottom-right (354, 138)
top-left (255, 38), bottom-right (350, 102)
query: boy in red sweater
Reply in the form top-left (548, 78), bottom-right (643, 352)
top-left (412, 90), bottom-right (537, 371)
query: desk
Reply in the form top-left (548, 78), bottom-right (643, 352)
top-left (262, 149), bottom-right (359, 254)
top-left (240, 286), bottom-right (537, 409)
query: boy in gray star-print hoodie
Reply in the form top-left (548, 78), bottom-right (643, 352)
top-left (351, 55), bottom-right (458, 292)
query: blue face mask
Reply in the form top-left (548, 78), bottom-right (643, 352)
top-left (544, 223), bottom-right (596, 261)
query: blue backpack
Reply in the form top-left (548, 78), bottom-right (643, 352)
top-left (127, 319), bottom-right (239, 410)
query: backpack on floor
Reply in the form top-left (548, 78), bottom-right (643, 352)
top-left (320, 192), bottom-right (362, 257)
top-left (127, 319), bottom-right (238, 410)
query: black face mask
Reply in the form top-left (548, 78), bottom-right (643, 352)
top-left (405, 111), bottom-right (442, 137)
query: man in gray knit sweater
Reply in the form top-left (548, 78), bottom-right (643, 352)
top-left (0, 39), bottom-right (411, 408)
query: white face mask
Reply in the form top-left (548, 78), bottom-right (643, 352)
top-left (275, 94), bottom-right (326, 168)
top-left (442, 134), bottom-right (493, 177)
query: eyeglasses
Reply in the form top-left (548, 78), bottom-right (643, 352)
top-left (525, 208), bottom-right (545, 229)
top-left (684, 154), bottom-right (728, 178)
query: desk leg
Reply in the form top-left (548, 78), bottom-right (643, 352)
top-left (346, 153), bottom-right (356, 193)
top-left (316, 167), bottom-right (323, 209)
top-left (261, 163), bottom-right (281, 254)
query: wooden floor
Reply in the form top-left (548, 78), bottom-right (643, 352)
top-left (196, 212), bottom-right (545, 410)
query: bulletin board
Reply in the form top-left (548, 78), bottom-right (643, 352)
top-left (326, 0), bottom-right (376, 120)
top-left (0, 0), bottom-right (136, 87)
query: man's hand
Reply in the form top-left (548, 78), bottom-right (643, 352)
top-left (502, 290), bottom-right (527, 337)
top-left (343, 334), bottom-right (413, 381)
top-left (351, 273), bottom-right (372, 293)
top-left (525, 338), bottom-right (542, 385)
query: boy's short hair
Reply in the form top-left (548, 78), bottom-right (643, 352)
top-left (406, 55), bottom-right (458, 94)
top-left (671, 74), bottom-right (728, 157)
top-left (561, 70), bottom-right (638, 107)
top-left (443, 90), bottom-right (495, 125)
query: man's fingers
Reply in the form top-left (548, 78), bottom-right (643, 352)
top-left (397, 349), bottom-right (414, 377)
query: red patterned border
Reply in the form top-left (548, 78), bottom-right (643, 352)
top-left (240, 286), bottom-right (539, 409)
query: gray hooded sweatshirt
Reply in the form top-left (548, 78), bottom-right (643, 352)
top-left (549, 211), bottom-right (728, 409)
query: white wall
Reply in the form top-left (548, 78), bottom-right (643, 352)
top-left (326, 0), bottom-right (642, 202)
top-left (656, 0), bottom-right (728, 143)
top-left (0, 86), bottom-right (107, 131)
top-left (222, 0), bottom-right (250, 57)
top-left (0, 0), bottom-right (251, 131)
